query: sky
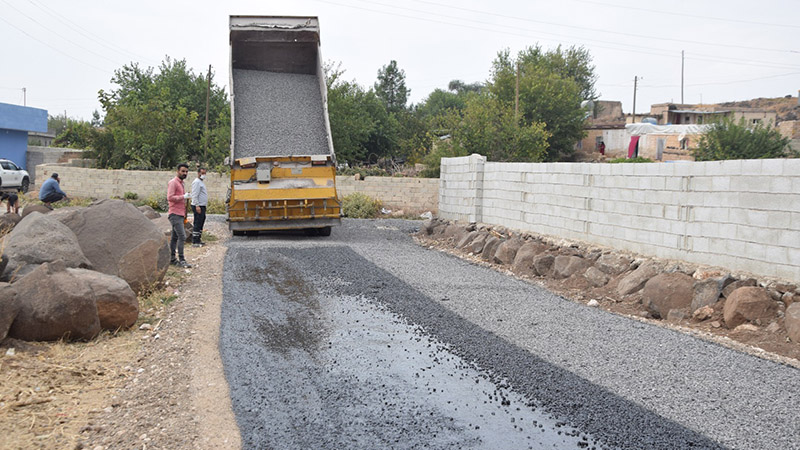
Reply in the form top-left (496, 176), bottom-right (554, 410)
top-left (1, 0), bottom-right (798, 122)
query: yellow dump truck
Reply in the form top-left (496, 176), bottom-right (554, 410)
top-left (226, 16), bottom-right (341, 236)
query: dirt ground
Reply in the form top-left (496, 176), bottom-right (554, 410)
top-left (0, 219), bottom-right (239, 450)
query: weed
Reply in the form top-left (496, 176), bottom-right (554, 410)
top-left (342, 193), bottom-right (382, 218)
top-left (123, 191), bottom-right (138, 200)
top-left (608, 157), bottom-right (654, 163)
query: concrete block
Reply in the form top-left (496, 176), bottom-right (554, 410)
top-left (740, 159), bottom-right (762, 175)
top-left (766, 245), bottom-right (791, 265)
top-left (664, 177), bottom-right (683, 191)
top-left (760, 159), bottom-right (785, 176)
top-left (781, 158), bottom-right (800, 176)
top-left (711, 176), bottom-right (731, 191)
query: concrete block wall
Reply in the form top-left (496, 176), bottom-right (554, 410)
top-left (34, 164), bottom-right (438, 212)
top-left (439, 156), bottom-right (800, 281)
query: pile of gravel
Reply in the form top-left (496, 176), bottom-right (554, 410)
top-left (233, 69), bottom-right (329, 158)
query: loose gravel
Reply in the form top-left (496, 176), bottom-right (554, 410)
top-left (222, 220), bottom-right (800, 449)
top-left (232, 69), bottom-right (329, 158)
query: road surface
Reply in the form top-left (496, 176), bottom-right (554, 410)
top-left (221, 219), bottom-right (800, 449)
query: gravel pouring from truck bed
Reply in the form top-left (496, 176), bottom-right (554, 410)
top-left (222, 220), bottom-right (800, 450)
top-left (233, 69), bottom-right (330, 158)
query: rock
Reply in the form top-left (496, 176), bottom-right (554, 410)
top-left (0, 254), bottom-right (7, 277)
top-left (68, 268), bottom-right (138, 330)
top-left (771, 282), bottom-right (797, 294)
top-left (2, 212), bottom-right (92, 279)
top-left (665, 262), bottom-right (698, 276)
top-left (139, 323), bottom-right (152, 330)
top-left (666, 308), bottom-right (688, 323)
top-left (734, 323), bottom-right (759, 332)
top-left (552, 255), bottom-right (591, 279)
top-left (710, 320), bottom-right (721, 328)
top-left (692, 305), bottom-right (714, 321)
top-left (587, 299), bottom-right (599, 307)
top-left (510, 242), bottom-right (547, 276)
top-left (137, 205), bottom-right (161, 219)
top-left (782, 291), bottom-right (797, 307)
top-left (494, 238), bottom-right (524, 265)
top-left (0, 282), bottom-right (20, 341)
top-left (765, 321), bottom-right (781, 333)
top-left (691, 279), bottom-right (722, 312)
top-left (722, 278), bottom-right (757, 298)
top-left (617, 262), bottom-right (661, 296)
top-left (768, 289), bottom-right (782, 302)
top-left (20, 204), bottom-right (51, 218)
top-left (54, 200), bottom-right (170, 292)
top-left (0, 213), bottom-right (21, 231)
top-left (723, 286), bottom-right (778, 329)
top-left (595, 254), bottom-right (633, 276)
top-left (421, 219), bottom-right (435, 235)
top-left (693, 268), bottom-right (728, 280)
top-left (785, 303), bottom-right (800, 342)
top-left (584, 266), bottom-right (610, 287)
top-left (151, 215), bottom-right (172, 237)
top-left (557, 247), bottom-right (582, 257)
top-left (457, 231), bottom-right (478, 249)
top-left (532, 253), bottom-right (555, 277)
top-left (481, 236), bottom-right (503, 261)
top-left (642, 273), bottom-right (694, 319)
top-left (467, 232), bottom-right (488, 254)
top-left (443, 224), bottom-right (462, 240)
top-left (8, 262), bottom-right (101, 341)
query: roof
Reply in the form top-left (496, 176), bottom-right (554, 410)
top-left (626, 123), bottom-right (711, 136)
top-left (0, 102), bottom-right (47, 133)
top-left (670, 110), bottom-right (729, 114)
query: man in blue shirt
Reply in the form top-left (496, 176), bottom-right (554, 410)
top-left (39, 172), bottom-right (69, 208)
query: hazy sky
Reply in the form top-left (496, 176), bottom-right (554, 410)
top-left (1, 0), bottom-right (798, 122)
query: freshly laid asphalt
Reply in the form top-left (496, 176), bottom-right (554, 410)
top-left (220, 219), bottom-right (800, 449)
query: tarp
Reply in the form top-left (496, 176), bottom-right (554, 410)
top-left (625, 123), bottom-right (710, 136)
top-left (628, 136), bottom-right (640, 158)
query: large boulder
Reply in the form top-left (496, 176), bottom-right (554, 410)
top-left (785, 303), bottom-right (800, 343)
top-left (481, 237), bottom-right (503, 261)
top-left (495, 238), bottom-right (524, 265)
top-left (137, 205), bottom-right (161, 219)
top-left (2, 212), bottom-right (92, 279)
top-left (642, 273), bottom-right (694, 319)
top-left (722, 278), bottom-right (757, 298)
top-left (510, 242), bottom-right (547, 276)
top-left (723, 286), bottom-right (778, 329)
top-left (8, 262), bottom-right (101, 341)
top-left (0, 282), bottom-right (20, 341)
top-left (20, 204), bottom-right (51, 218)
top-left (595, 254), bottom-right (633, 276)
top-left (691, 279), bottom-right (723, 313)
top-left (584, 266), bottom-right (610, 287)
top-left (68, 268), bottom-right (138, 330)
top-left (467, 232), bottom-right (488, 254)
top-left (552, 255), bottom-right (591, 279)
top-left (457, 231), bottom-right (479, 249)
top-left (0, 213), bottom-right (21, 232)
top-left (617, 262), bottom-right (661, 296)
top-left (54, 199), bottom-right (170, 292)
top-left (532, 253), bottom-right (556, 277)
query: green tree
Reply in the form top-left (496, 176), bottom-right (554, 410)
top-left (693, 118), bottom-right (793, 161)
top-left (374, 60), bottom-right (409, 113)
top-left (53, 119), bottom-right (94, 149)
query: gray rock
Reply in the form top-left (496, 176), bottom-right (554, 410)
top-left (8, 262), bottom-right (101, 341)
top-left (552, 255), bottom-right (591, 279)
top-left (457, 231), bottom-right (478, 249)
top-left (691, 279), bottom-right (722, 313)
top-left (20, 204), bottom-right (51, 218)
top-left (666, 308), bottom-right (688, 323)
top-left (0, 282), bottom-right (19, 341)
top-left (467, 232), bottom-right (489, 254)
top-left (0, 213), bottom-right (21, 231)
top-left (67, 268), bottom-right (138, 330)
top-left (481, 237), bottom-right (502, 261)
top-left (642, 272), bottom-right (694, 319)
top-left (443, 224), bottom-right (462, 241)
top-left (782, 291), bottom-right (797, 307)
top-left (785, 303), bottom-right (800, 342)
top-left (595, 254), bottom-right (633, 276)
top-left (137, 205), bottom-right (161, 219)
top-left (54, 199), bottom-right (170, 293)
top-left (510, 242), bottom-right (547, 276)
top-left (2, 212), bottom-right (92, 279)
top-left (532, 253), bottom-right (556, 277)
top-left (722, 278), bottom-right (757, 298)
top-left (692, 305), bottom-right (714, 321)
top-left (617, 262), bottom-right (661, 296)
top-left (584, 266), bottom-right (610, 287)
top-left (723, 286), bottom-right (778, 329)
top-left (494, 238), bottom-right (524, 265)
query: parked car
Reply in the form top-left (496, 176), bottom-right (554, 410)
top-left (0, 159), bottom-right (30, 193)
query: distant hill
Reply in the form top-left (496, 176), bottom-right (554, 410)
top-left (717, 96), bottom-right (799, 121)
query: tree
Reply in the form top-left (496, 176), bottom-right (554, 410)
top-left (693, 118), bottom-right (793, 161)
top-left (53, 119), bottom-right (94, 149)
top-left (374, 60), bottom-right (409, 113)
top-left (490, 47), bottom-right (592, 161)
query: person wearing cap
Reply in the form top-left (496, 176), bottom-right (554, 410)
top-left (39, 172), bottom-right (69, 208)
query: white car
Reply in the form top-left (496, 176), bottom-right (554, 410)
top-left (0, 159), bottom-right (30, 193)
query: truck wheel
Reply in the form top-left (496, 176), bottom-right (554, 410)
top-left (232, 230), bottom-right (245, 236)
top-left (318, 226), bottom-right (332, 236)
top-left (20, 177), bottom-right (29, 193)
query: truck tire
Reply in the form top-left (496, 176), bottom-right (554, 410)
top-left (20, 177), bottom-right (29, 193)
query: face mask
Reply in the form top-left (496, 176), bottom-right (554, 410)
top-left (179, 173), bottom-right (187, 180)
top-left (200, 175), bottom-right (206, 180)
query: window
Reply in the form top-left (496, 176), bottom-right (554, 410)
top-left (752, 118), bottom-right (762, 125)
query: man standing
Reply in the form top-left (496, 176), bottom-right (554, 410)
top-left (39, 172), bottom-right (69, 208)
top-left (190, 167), bottom-right (208, 247)
top-left (167, 163), bottom-right (192, 268)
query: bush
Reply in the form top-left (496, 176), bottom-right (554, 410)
top-left (142, 193), bottom-right (168, 212)
top-left (693, 118), bottom-right (793, 161)
top-left (206, 198), bottom-right (226, 215)
top-left (341, 193), bottom-right (382, 218)
top-left (608, 157), bottom-right (653, 163)
top-left (123, 191), bottom-right (138, 200)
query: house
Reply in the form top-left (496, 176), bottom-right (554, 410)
top-left (28, 130), bottom-right (57, 147)
top-left (0, 102), bottom-right (48, 171)
top-left (647, 103), bottom-right (777, 126)
top-left (625, 123), bottom-right (710, 161)
top-left (575, 100), bottom-right (626, 160)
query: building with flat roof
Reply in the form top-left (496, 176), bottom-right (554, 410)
top-left (0, 102), bottom-right (48, 171)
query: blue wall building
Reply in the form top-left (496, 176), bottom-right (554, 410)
top-left (0, 102), bottom-right (48, 171)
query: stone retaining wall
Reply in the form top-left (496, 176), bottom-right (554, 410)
top-left (439, 154), bottom-right (800, 281)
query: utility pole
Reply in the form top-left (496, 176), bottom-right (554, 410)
top-left (681, 50), bottom-right (684, 104)
top-left (22, 87), bottom-right (26, 106)
top-left (514, 61), bottom-right (520, 121)
top-left (204, 64), bottom-right (211, 162)
top-left (632, 76), bottom-right (638, 123)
